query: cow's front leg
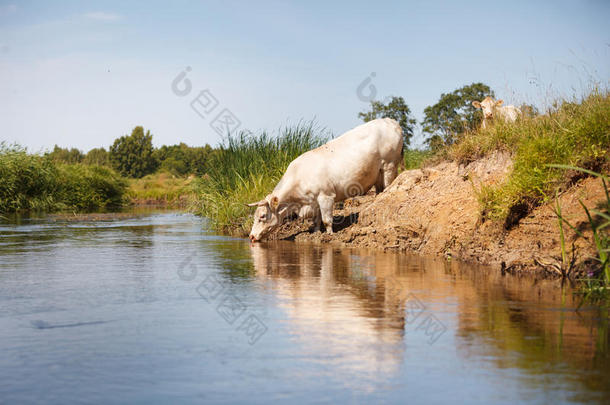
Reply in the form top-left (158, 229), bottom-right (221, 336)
top-left (317, 195), bottom-right (335, 234)
top-left (309, 202), bottom-right (321, 233)
top-left (313, 209), bottom-right (322, 233)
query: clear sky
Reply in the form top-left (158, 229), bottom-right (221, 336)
top-left (1, 0), bottom-right (608, 152)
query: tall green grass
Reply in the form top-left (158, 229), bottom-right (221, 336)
top-left (57, 164), bottom-right (127, 211)
top-left (0, 143), bottom-right (127, 213)
top-left (0, 143), bottom-right (61, 212)
top-left (551, 166), bottom-right (609, 289)
top-left (190, 122), bottom-right (329, 234)
top-left (403, 148), bottom-right (433, 170)
top-left (126, 172), bottom-right (194, 206)
top-left (454, 90), bottom-right (609, 222)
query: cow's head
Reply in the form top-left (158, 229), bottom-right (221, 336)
top-left (472, 97), bottom-right (503, 120)
top-left (247, 195), bottom-right (280, 242)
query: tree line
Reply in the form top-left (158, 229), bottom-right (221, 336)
top-left (49, 82), bottom-right (537, 179)
top-left (47, 126), bottom-right (214, 179)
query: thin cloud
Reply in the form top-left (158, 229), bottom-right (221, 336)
top-left (83, 11), bottom-right (123, 22)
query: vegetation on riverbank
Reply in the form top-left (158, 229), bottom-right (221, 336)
top-left (0, 143), bottom-right (126, 212)
top-left (2, 83), bottom-right (608, 287)
top-left (454, 90), bottom-right (609, 226)
top-left (126, 173), bottom-right (195, 207)
top-left (552, 166), bottom-right (609, 292)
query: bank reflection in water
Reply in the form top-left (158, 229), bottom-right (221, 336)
top-left (250, 242), bottom-right (411, 385)
top-left (247, 241), bottom-right (610, 400)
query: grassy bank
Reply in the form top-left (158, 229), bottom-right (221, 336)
top-left (448, 90), bottom-right (609, 287)
top-left (190, 123), bottom-right (329, 234)
top-left (450, 90), bottom-right (609, 223)
top-left (126, 172), bottom-right (195, 207)
top-left (0, 143), bottom-right (127, 213)
top-left (403, 148), bottom-right (433, 170)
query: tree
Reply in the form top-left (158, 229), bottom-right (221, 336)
top-left (422, 83), bottom-right (494, 147)
top-left (358, 96), bottom-right (417, 147)
top-left (83, 147), bottom-right (109, 166)
top-left (47, 145), bottom-right (84, 164)
top-left (109, 126), bottom-right (158, 178)
top-left (153, 143), bottom-right (213, 176)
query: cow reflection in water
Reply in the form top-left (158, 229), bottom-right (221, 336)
top-left (249, 242), bottom-right (410, 384)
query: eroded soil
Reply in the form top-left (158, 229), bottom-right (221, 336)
top-left (268, 152), bottom-right (606, 277)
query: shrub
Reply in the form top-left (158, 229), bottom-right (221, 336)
top-left (57, 164), bottom-right (127, 211)
top-left (0, 143), bottom-right (60, 212)
top-left (0, 143), bottom-right (127, 213)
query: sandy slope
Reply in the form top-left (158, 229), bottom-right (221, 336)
top-left (270, 152), bottom-right (604, 276)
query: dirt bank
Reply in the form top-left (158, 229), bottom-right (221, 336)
top-left (269, 152), bottom-right (605, 276)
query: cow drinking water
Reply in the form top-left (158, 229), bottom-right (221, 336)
top-left (248, 118), bottom-right (404, 242)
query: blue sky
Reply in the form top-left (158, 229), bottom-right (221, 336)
top-left (1, 0), bottom-right (608, 151)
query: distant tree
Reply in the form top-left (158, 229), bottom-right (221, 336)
top-left (153, 143), bottom-right (213, 176)
top-left (109, 126), bottom-right (158, 178)
top-left (358, 96), bottom-right (417, 147)
top-left (422, 83), bottom-right (494, 147)
top-left (189, 144), bottom-right (213, 176)
top-left (47, 145), bottom-right (84, 164)
top-left (83, 147), bottom-right (109, 166)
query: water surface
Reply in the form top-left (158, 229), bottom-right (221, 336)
top-left (0, 212), bottom-right (608, 404)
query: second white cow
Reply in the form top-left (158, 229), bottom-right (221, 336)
top-left (248, 118), bottom-right (403, 242)
top-left (472, 97), bottom-right (521, 129)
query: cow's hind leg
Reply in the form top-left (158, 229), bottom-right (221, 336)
top-left (383, 162), bottom-right (398, 190)
top-left (375, 170), bottom-right (385, 194)
top-left (317, 195), bottom-right (335, 234)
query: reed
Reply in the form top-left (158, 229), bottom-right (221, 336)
top-left (0, 143), bottom-right (127, 213)
top-left (190, 122), bottom-right (329, 234)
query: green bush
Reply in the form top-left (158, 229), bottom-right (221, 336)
top-left (57, 164), bottom-right (127, 211)
top-left (403, 149), bottom-right (433, 170)
top-left (0, 143), bottom-right (127, 213)
top-left (0, 143), bottom-right (60, 212)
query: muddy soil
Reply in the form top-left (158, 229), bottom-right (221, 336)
top-left (269, 152), bottom-right (605, 277)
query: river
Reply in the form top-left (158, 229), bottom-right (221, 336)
top-left (0, 211), bottom-right (608, 404)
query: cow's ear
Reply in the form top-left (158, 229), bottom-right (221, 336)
top-left (270, 196), bottom-right (279, 210)
top-left (472, 101), bottom-right (481, 109)
top-left (495, 99), bottom-right (504, 107)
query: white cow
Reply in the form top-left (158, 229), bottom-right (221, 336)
top-left (248, 118), bottom-right (403, 242)
top-left (472, 97), bottom-right (521, 129)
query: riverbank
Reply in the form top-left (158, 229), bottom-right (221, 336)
top-left (232, 91), bottom-right (609, 278)
top-left (126, 173), bottom-right (194, 208)
top-left (267, 151), bottom-right (606, 277)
